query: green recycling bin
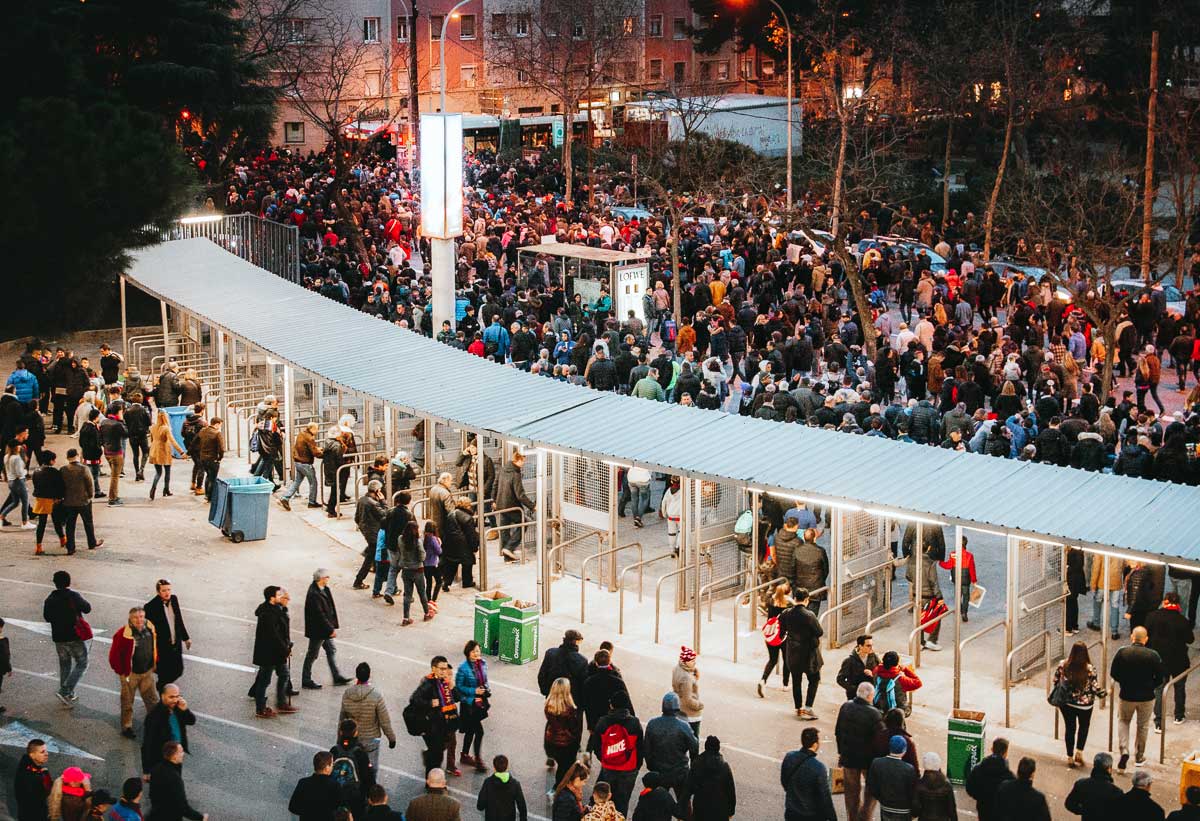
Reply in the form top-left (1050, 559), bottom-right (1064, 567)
top-left (474, 591), bottom-right (511, 655)
top-left (946, 709), bottom-right (986, 785)
top-left (498, 601), bottom-right (540, 665)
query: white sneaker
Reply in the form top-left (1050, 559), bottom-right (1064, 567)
top-left (21, 522), bottom-right (36, 530)
top-left (1175, 718), bottom-right (1186, 725)
top-left (924, 641), bottom-right (942, 651)
top-left (780, 683), bottom-right (791, 691)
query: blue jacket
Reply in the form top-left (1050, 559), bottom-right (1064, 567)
top-left (781, 748), bottom-right (837, 821)
top-left (482, 323), bottom-right (511, 358)
top-left (6, 369), bottom-right (38, 403)
top-left (455, 658), bottom-right (488, 705)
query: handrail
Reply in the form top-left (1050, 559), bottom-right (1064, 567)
top-left (546, 529), bottom-right (604, 578)
top-left (580, 542), bottom-right (643, 623)
top-left (700, 568), bottom-right (748, 623)
top-left (865, 601), bottom-right (913, 634)
top-left (654, 565), bottom-right (691, 644)
top-left (844, 557), bottom-right (897, 583)
top-left (958, 620), bottom-right (1005, 656)
top-left (907, 608), bottom-right (954, 660)
top-left (818, 592), bottom-right (870, 644)
top-left (1019, 591), bottom-right (1070, 617)
top-left (732, 576), bottom-right (788, 663)
top-left (1107, 683), bottom-right (1117, 753)
top-left (334, 450), bottom-right (390, 504)
top-left (487, 516), bottom-right (561, 566)
top-left (1159, 657), bottom-right (1200, 763)
top-left (620, 553), bottom-right (677, 634)
top-left (1005, 630), bottom-right (1050, 728)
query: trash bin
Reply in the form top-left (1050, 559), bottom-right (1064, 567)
top-left (1182, 752), bottom-right (1200, 806)
top-left (473, 591), bottom-right (511, 655)
top-left (163, 406), bottom-right (191, 457)
top-left (208, 476), bottom-right (273, 542)
top-left (207, 477), bottom-right (232, 528)
top-left (946, 709), bottom-right (986, 785)
top-left (498, 600), bottom-right (539, 665)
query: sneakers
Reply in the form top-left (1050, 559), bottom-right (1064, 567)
top-left (1118, 753), bottom-right (1129, 772)
top-left (276, 704), bottom-right (300, 714)
top-left (423, 611), bottom-right (435, 622)
top-left (279, 498), bottom-right (291, 511)
top-left (120, 728), bottom-right (137, 739)
top-left (445, 767), bottom-right (462, 777)
top-left (756, 681), bottom-right (765, 698)
top-left (21, 522), bottom-right (36, 530)
top-left (1155, 724), bottom-right (1162, 734)
top-left (256, 708), bottom-right (277, 719)
top-left (800, 709), bottom-right (819, 721)
top-left (1074, 750), bottom-right (1085, 766)
top-left (924, 641), bottom-right (942, 651)
top-left (1135, 757), bottom-right (1146, 767)
top-left (546, 758), bottom-right (556, 769)
top-left (107, 498), bottom-right (124, 507)
top-left (1175, 718), bottom-right (1186, 725)
top-left (55, 692), bottom-right (73, 708)
top-left (401, 618), bottom-right (414, 626)
top-left (383, 594), bottom-right (395, 606)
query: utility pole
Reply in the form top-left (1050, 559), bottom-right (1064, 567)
top-left (1141, 29), bottom-right (1159, 283)
top-left (409, 0), bottom-right (421, 170)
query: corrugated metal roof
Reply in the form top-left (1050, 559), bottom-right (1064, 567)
top-left (126, 239), bottom-right (1200, 565)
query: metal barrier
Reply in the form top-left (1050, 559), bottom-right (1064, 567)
top-left (160, 213), bottom-right (301, 282)
top-left (701, 568), bottom-right (748, 623)
top-left (619, 553), bottom-right (677, 634)
top-left (1005, 630), bottom-right (1050, 727)
top-left (732, 577), bottom-right (788, 663)
top-left (580, 542), bottom-right (643, 623)
top-left (1158, 658), bottom-right (1200, 763)
top-left (487, 515), bottom-right (561, 566)
top-left (326, 451), bottom-right (388, 505)
top-left (547, 529), bottom-right (604, 577)
top-left (908, 608), bottom-right (954, 665)
top-left (655, 565), bottom-right (691, 644)
top-left (1013, 592), bottom-right (1070, 680)
top-left (865, 601), bottom-right (913, 634)
top-left (818, 592), bottom-right (871, 645)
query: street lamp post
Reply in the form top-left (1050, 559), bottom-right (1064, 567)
top-left (439, 0), bottom-right (471, 112)
top-left (763, 0), bottom-right (792, 211)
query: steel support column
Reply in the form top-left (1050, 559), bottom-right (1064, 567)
top-left (477, 440), bottom-right (488, 590)
top-left (952, 525), bottom-right (964, 708)
top-left (536, 448), bottom-right (548, 610)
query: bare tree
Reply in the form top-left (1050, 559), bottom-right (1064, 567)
top-left (485, 0), bottom-right (642, 204)
top-left (273, 0), bottom-right (396, 261)
top-left (1157, 92), bottom-right (1200, 287)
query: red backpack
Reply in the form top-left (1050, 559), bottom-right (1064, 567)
top-left (598, 722), bottom-right (638, 772)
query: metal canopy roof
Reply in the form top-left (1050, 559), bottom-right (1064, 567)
top-left (126, 239), bottom-right (1200, 565)
top-left (518, 243), bottom-right (645, 264)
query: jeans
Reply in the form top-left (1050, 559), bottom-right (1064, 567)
top-left (106, 454), bottom-right (124, 499)
top-left (424, 566), bottom-right (442, 601)
top-left (55, 640), bottom-right (89, 697)
top-left (1117, 698), bottom-right (1154, 760)
top-left (628, 483), bottom-right (650, 518)
top-left (1, 477), bottom-right (30, 522)
top-left (599, 768), bottom-right (639, 816)
top-left (402, 567), bottom-right (429, 619)
top-left (128, 435), bottom-right (148, 477)
top-left (253, 455), bottom-right (283, 485)
top-left (1060, 703), bottom-right (1093, 755)
top-left (1154, 677), bottom-right (1187, 725)
top-left (282, 462), bottom-right (318, 504)
top-left (761, 642), bottom-right (790, 685)
top-left (88, 463), bottom-right (101, 494)
top-left (252, 662), bottom-right (288, 711)
top-left (201, 460), bottom-right (220, 500)
top-left (372, 561), bottom-right (391, 596)
top-left (1092, 590), bottom-right (1124, 637)
top-left (62, 505), bottom-right (98, 551)
top-left (361, 736), bottom-right (381, 772)
top-left (150, 464), bottom-right (172, 495)
top-left (498, 509), bottom-right (524, 555)
top-left (302, 637), bottom-right (343, 684)
top-left (385, 560), bottom-right (400, 596)
top-left (785, 645), bottom-right (819, 709)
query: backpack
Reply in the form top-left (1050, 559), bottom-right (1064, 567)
top-left (761, 616), bottom-right (784, 647)
top-left (329, 746), bottom-right (360, 790)
top-left (248, 428), bottom-right (260, 453)
top-left (402, 699), bottom-right (431, 736)
top-left (598, 722), bottom-right (638, 771)
top-left (733, 509), bottom-right (754, 549)
top-left (873, 674), bottom-right (898, 711)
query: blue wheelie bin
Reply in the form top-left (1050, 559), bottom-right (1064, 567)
top-left (163, 406), bottom-right (191, 457)
top-left (222, 476), bottom-right (274, 542)
top-left (207, 477), bottom-right (232, 528)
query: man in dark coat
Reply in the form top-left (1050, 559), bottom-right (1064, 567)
top-left (288, 751), bottom-right (342, 821)
top-left (493, 452), bottom-right (534, 562)
top-left (302, 570), bottom-right (350, 689)
top-left (993, 756), bottom-right (1049, 821)
top-left (148, 741), bottom-right (204, 821)
top-left (537, 629), bottom-right (587, 696)
top-left (965, 737), bottom-right (1014, 821)
top-left (14, 739), bottom-right (52, 821)
top-left (581, 649), bottom-right (631, 733)
top-left (141, 684), bottom-right (196, 778)
top-left (835, 681), bottom-right (884, 821)
top-left (251, 585), bottom-right (294, 718)
top-left (782, 727), bottom-right (837, 821)
top-left (836, 634), bottom-right (880, 700)
top-left (779, 588), bottom-right (823, 720)
top-left (688, 736), bottom-right (736, 821)
top-left (1145, 592), bottom-right (1195, 728)
top-left (1064, 751), bottom-right (1123, 821)
top-left (144, 580), bottom-right (190, 690)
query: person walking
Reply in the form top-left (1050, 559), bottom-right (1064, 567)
top-left (590, 690), bottom-right (643, 815)
top-left (476, 754), bottom-right (528, 821)
top-left (688, 736), bottom-right (736, 821)
top-left (147, 410), bottom-right (184, 500)
top-left (1051, 642), bottom-right (1106, 767)
top-left (1064, 751), bottom-right (1122, 821)
top-left (1110, 626), bottom-right (1168, 771)
top-left (644, 692), bottom-right (699, 817)
top-left (98, 404), bottom-right (128, 507)
top-left (78, 410), bottom-right (103, 497)
top-left (147, 741), bottom-right (206, 821)
top-left (835, 681), bottom-right (885, 821)
top-left (539, 630), bottom-right (588, 698)
top-left (287, 751), bottom-right (341, 821)
top-left (144, 580), bottom-right (190, 692)
top-left (964, 738), bottom-right (1014, 821)
top-left (911, 752), bottom-right (957, 821)
top-left (423, 522), bottom-right (443, 602)
top-left (353, 481), bottom-right (388, 590)
top-left (43, 571), bottom-right (91, 707)
top-left (581, 647), bottom-right (631, 740)
top-left (781, 726), bottom-right (837, 821)
top-left (456, 640), bottom-right (491, 773)
top-left (410, 656), bottom-right (460, 775)
top-left (279, 421), bottom-right (322, 511)
top-left (251, 585), bottom-right (297, 719)
top-left (868, 735), bottom-right (919, 821)
top-left (671, 647), bottom-right (703, 737)
top-left (1088, 556), bottom-right (1127, 639)
top-left (836, 634), bottom-right (879, 701)
top-left (792, 530), bottom-right (830, 618)
top-left (544, 677), bottom-right (584, 790)
top-left (494, 450), bottom-right (535, 561)
top-left (30, 450), bottom-right (65, 555)
top-left (758, 581), bottom-right (795, 697)
top-left (59, 449), bottom-right (102, 553)
top-left (872, 651), bottom-right (922, 716)
top-left (406, 769), bottom-right (462, 821)
top-left (396, 519), bottom-right (432, 624)
top-left (141, 684), bottom-right (195, 780)
top-left (301, 569), bottom-right (350, 689)
top-left (1145, 591), bottom-right (1194, 730)
top-left (340, 662), bottom-right (397, 772)
top-left (193, 418), bottom-right (224, 500)
top-left (993, 757), bottom-right (1050, 821)
top-left (107, 607), bottom-right (159, 739)
top-left (15, 738), bottom-right (52, 821)
top-left (779, 588), bottom-right (824, 720)
top-left (1, 441), bottom-right (33, 527)
top-left (124, 396), bottom-right (150, 483)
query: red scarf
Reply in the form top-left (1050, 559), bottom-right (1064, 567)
top-left (1163, 603), bottom-right (1182, 612)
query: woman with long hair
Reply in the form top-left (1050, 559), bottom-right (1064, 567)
top-left (757, 581), bottom-right (793, 698)
top-left (543, 677), bottom-right (583, 789)
top-left (148, 409), bottom-right (185, 500)
top-left (455, 640), bottom-right (491, 773)
top-left (551, 761), bottom-right (590, 821)
top-left (0, 442), bottom-right (31, 527)
top-left (1052, 641), bottom-right (1105, 767)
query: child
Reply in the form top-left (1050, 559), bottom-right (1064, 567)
top-left (371, 529), bottom-right (390, 600)
top-left (423, 521), bottom-right (443, 602)
top-left (0, 617), bottom-right (10, 713)
top-left (937, 536), bottom-right (978, 622)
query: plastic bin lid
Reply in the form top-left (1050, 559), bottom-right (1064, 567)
top-left (227, 477), bottom-right (276, 493)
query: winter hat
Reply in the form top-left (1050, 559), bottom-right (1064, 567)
top-left (705, 736), bottom-right (721, 753)
top-left (62, 767), bottom-right (90, 783)
top-left (889, 735), bottom-right (908, 756)
top-left (661, 692), bottom-right (681, 713)
top-left (679, 646), bottom-right (697, 664)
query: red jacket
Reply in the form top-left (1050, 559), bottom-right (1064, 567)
top-left (938, 550), bottom-right (978, 584)
top-left (108, 622), bottom-right (157, 677)
top-left (871, 663), bottom-right (922, 692)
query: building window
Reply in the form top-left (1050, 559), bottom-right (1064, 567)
top-left (459, 14), bottom-right (476, 39)
top-left (518, 105), bottom-right (544, 114)
top-left (491, 13), bottom-right (507, 34)
top-left (397, 16), bottom-right (409, 41)
top-left (363, 17), bottom-right (380, 43)
top-left (717, 60), bottom-right (729, 80)
top-left (283, 18), bottom-right (310, 43)
top-left (573, 21), bottom-right (586, 38)
top-left (550, 103), bottom-right (561, 113)
top-left (649, 58), bottom-right (663, 80)
top-left (741, 57), bottom-right (754, 79)
top-left (622, 16), bottom-right (635, 35)
top-left (515, 14), bottom-right (530, 36)
top-left (460, 64), bottom-right (476, 88)
top-left (761, 59), bottom-right (775, 78)
top-left (672, 17), bottom-right (686, 39)
top-left (843, 83), bottom-right (864, 100)
top-left (648, 14), bottom-right (662, 37)
top-left (430, 15), bottom-right (443, 40)
top-left (517, 68), bottom-right (529, 84)
top-left (284, 122), bottom-right (305, 143)
top-left (673, 61), bottom-right (686, 83)
top-left (699, 61), bottom-right (713, 81)
top-left (364, 70), bottom-right (382, 97)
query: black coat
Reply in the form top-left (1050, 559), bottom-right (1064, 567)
top-left (142, 704), bottom-right (196, 775)
top-left (581, 666), bottom-right (631, 731)
top-left (538, 640), bottom-right (588, 697)
top-left (287, 773), bottom-right (342, 821)
top-left (781, 748), bottom-right (837, 821)
top-left (836, 650), bottom-right (880, 700)
top-left (630, 786), bottom-right (675, 821)
top-left (1144, 607), bottom-right (1195, 674)
top-left (14, 754), bottom-right (51, 821)
top-left (147, 761), bottom-right (203, 821)
top-left (964, 754), bottom-right (1014, 821)
top-left (304, 582), bottom-right (339, 639)
top-left (688, 750), bottom-right (736, 821)
top-left (834, 697), bottom-right (884, 770)
top-left (1064, 768), bottom-right (1123, 821)
top-left (476, 773), bottom-right (528, 821)
top-left (252, 601), bottom-right (291, 667)
top-left (145, 594), bottom-right (190, 683)
top-left (993, 779), bottom-right (1049, 821)
top-left (42, 588), bottom-right (91, 643)
top-left (1121, 788), bottom-right (1165, 821)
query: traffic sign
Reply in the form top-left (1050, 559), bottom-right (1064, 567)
top-left (552, 119), bottom-right (565, 147)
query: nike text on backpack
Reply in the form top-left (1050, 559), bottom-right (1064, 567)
top-left (598, 723), bottom-right (638, 772)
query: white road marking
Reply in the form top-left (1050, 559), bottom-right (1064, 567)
top-left (5, 619), bottom-right (256, 673)
top-left (11, 669), bottom-right (551, 821)
top-left (0, 719), bottom-right (104, 761)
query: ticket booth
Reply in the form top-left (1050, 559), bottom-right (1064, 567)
top-left (517, 243), bottom-right (650, 321)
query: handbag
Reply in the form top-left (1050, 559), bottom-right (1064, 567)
top-left (1048, 679), bottom-right (1071, 709)
top-left (74, 614), bottom-right (93, 641)
top-left (762, 616), bottom-right (785, 647)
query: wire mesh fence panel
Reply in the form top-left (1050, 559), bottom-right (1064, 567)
top-left (1012, 539), bottom-right (1065, 681)
top-left (838, 511), bottom-right (889, 647)
top-left (556, 455), bottom-right (610, 577)
top-left (164, 215), bottom-right (300, 282)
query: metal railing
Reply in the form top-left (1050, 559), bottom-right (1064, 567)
top-left (866, 602), bottom-right (913, 634)
top-left (732, 577), bottom-right (788, 663)
top-left (1005, 630), bottom-right (1050, 727)
top-left (1159, 658), bottom-right (1200, 763)
top-left (546, 529), bottom-right (604, 578)
top-left (580, 542), bottom-right (643, 623)
top-left (619, 553), bottom-right (677, 634)
top-left (160, 213), bottom-right (301, 283)
top-left (908, 609), bottom-right (954, 660)
top-left (654, 565), bottom-right (691, 644)
top-left (701, 568), bottom-right (749, 623)
top-left (818, 592), bottom-right (871, 645)
top-left (486, 511), bottom-right (557, 566)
